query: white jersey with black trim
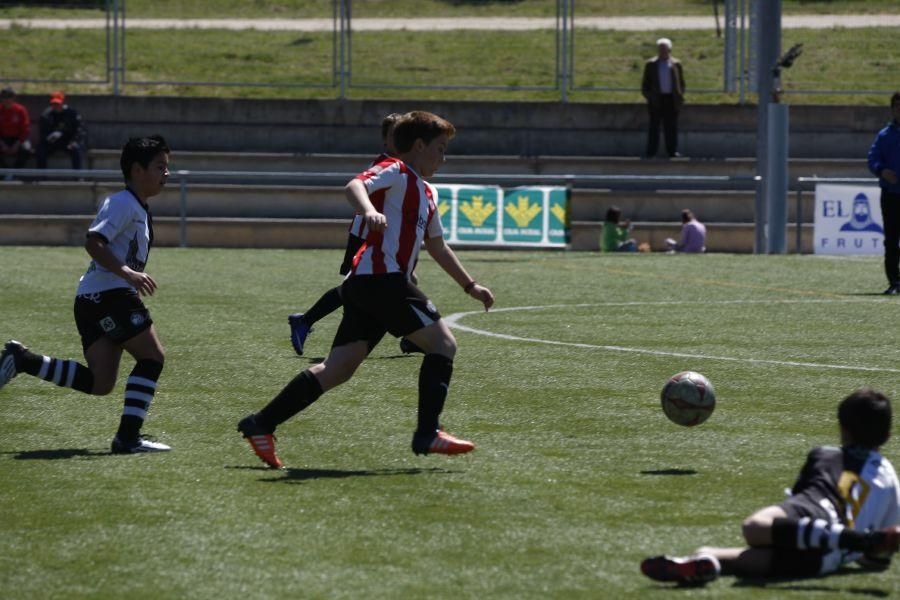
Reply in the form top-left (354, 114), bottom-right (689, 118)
top-left (76, 188), bottom-right (152, 295)
top-left (793, 446), bottom-right (900, 573)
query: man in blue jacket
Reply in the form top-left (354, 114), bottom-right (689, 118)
top-left (868, 92), bottom-right (900, 295)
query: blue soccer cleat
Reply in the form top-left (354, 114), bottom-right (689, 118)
top-left (288, 313), bottom-right (313, 356)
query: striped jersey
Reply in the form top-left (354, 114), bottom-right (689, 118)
top-left (348, 153), bottom-right (390, 239)
top-left (350, 157), bottom-right (442, 279)
top-left (77, 188), bottom-right (153, 295)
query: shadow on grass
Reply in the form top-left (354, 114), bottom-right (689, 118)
top-left (303, 354), bottom-right (418, 364)
top-left (226, 465), bottom-right (458, 483)
top-left (732, 568), bottom-right (890, 597)
top-left (843, 292), bottom-right (894, 297)
top-left (5, 448), bottom-right (110, 460)
top-left (640, 469), bottom-right (698, 476)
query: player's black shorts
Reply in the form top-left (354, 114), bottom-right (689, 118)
top-left (333, 273), bottom-right (441, 350)
top-left (769, 495), bottom-right (834, 577)
top-left (74, 288), bottom-right (153, 352)
top-left (339, 234), bottom-right (366, 276)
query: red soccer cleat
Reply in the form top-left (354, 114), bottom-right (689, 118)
top-left (641, 555), bottom-right (720, 586)
top-left (413, 430), bottom-right (475, 456)
top-left (238, 414), bottom-right (283, 469)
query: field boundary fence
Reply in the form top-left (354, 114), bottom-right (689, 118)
top-left (1, 0), bottom-right (896, 101)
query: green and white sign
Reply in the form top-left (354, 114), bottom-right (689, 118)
top-left (433, 184), bottom-right (569, 248)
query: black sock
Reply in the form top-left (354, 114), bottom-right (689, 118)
top-left (116, 359), bottom-right (163, 442)
top-left (416, 354), bottom-right (453, 436)
top-left (256, 370), bottom-right (324, 432)
top-left (303, 286), bottom-right (343, 326)
top-left (21, 349), bottom-right (94, 394)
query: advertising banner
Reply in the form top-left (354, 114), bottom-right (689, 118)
top-left (814, 184), bottom-right (884, 255)
top-left (434, 184), bottom-right (569, 248)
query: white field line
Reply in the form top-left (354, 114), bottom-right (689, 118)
top-left (2, 15), bottom-right (900, 31)
top-left (445, 300), bottom-right (900, 373)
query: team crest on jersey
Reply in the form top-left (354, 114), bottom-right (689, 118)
top-left (100, 317), bottom-right (117, 332)
top-left (130, 312), bottom-right (145, 326)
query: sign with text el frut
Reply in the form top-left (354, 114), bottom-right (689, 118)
top-left (435, 184), bottom-right (569, 247)
top-left (814, 184), bottom-right (884, 255)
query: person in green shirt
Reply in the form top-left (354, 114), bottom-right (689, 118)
top-left (600, 206), bottom-right (637, 252)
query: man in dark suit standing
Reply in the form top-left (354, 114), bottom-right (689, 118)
top-left (642, 38), bottom-right (685, 159)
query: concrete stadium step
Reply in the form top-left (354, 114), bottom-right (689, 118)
top-left (0, 214), bottom-right (809, 253)
top-left (571, 189), bottom-right (813, 223)
top-left (570, 221), bottom-right (811, 254)
top-left (81, 149), bottom-right (870, 179)
top-left (0, 181), bottom-right (356, 219)
top-left (0, 180), bottom-right (816, 223)
top-left (0, 215), bottom-right (350, 248)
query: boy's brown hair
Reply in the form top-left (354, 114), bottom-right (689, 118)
top-left (381, 113), bottom-right (403, 142)
top-left (393, 111), bottom-right (455, 153)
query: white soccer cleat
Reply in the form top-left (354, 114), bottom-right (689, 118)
top-left (111, 435), bottom-right (171, 454)
top-left (0, 340), bottom-right (21, 391)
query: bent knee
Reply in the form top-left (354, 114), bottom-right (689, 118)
top-left (742, 519), bottom-right (769, 545)
top-left (91, 377), bottom-right (117, 396)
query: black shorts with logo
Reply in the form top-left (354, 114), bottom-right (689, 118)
top-left (333, 273), bottom-right (441, 351)
top-left (74, 288), bottom-right (153, 352)
top-left (339, 234), bottom-right (366, 276)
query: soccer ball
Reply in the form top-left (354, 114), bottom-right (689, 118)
top-left (660, 371), bottom-right (716, 426)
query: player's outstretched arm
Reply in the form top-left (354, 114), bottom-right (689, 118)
top-left (344, 179), bottom-right (386, 232)
top-left (85, 236), bottom-right (157, 296)
top-left (424, 236), bottom-right (494, 311)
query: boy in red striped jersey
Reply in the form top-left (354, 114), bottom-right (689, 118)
top-left (287, 113), bottom-right (407, 356)
top-left (239, 111), bottom-right (494, 468)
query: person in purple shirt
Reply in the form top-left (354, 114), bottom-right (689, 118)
top-left (666, 209), bottom-right (706, 253)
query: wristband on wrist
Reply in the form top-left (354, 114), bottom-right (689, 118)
top-left (463, 281), bottom-right (477, 293)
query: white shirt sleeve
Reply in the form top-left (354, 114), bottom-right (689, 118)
top-left (359, 162), bottom-right (402, 194)
top-left (88, 196), bottom-right (132, 243)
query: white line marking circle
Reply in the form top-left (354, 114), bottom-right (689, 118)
top-left (445, 300), bottom-right (900, 374)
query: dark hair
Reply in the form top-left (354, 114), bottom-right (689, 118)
top-left (838, 388), bottom-right (892, 448)
top-left (892, 92), bottom-right (900, 107)
top-left (381, 113), bottom-right (403, 141)
top-left (605, 206), bottom-right (622, 224)
top-left (392, 111), bottom-right (455, 153)
top-left (120, 135), bottom-right (170, 181)
top-left (682, 209), bottom-right (694, 223)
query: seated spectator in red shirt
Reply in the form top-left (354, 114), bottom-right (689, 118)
top-left (0, 87), bottom-right (33, 177)
top-left (37, 91), bottom-right (87, 170)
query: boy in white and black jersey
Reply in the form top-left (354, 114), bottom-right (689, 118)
top-left (239, 111), bottom-right (494, 469)
top-left (0, 135), bottom-right (171, 454)
top-left (642, 388), bottom-right (900, 586)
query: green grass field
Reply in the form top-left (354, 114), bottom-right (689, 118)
top-left (1, 247), bottom-right (899, 598)
top-left (4, 25), bottom-right (897, 105)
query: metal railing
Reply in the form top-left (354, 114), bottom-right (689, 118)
top-left (4, 167), bottom-right (762, 249)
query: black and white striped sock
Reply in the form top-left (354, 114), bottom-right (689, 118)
top-left (28, 354), bottom-right (94, 394)
top-left (116, 359), bottom-right (163, 442)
